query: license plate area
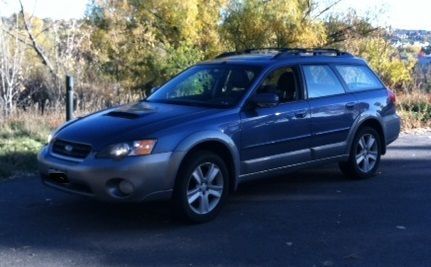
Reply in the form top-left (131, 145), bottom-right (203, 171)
top-left (48, 172), bottom-right (69, 184)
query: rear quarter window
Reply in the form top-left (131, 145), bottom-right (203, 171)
top-left (335, 65), bottom-right (383, 92)
top-left (303, 65), bottom-right (345, 98)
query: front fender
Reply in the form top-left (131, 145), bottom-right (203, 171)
top-left (173, 130), bottom-right (241, 190)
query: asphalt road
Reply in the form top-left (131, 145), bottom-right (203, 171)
top-left (0, 133), bottom-right (430, 267)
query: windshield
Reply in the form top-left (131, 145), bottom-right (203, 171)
top-left (147, 65), bottom-right (262, 107)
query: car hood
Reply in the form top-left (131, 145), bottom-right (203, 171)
top-left (55, 101), bottom-right (221, 149)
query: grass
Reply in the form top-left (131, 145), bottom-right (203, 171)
top-left (0, 91), bottom-right (429, 180)
top-left (397, 92), bottom-right (431, 130)
top-left (0, 111), bottom-right (63, 179)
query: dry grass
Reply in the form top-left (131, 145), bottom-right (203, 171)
top-left (397, 91), bottom-right (431, 130)
top-left (0, 106), bottom-right (120, 179)
top-left (1, 110), bottom-right (64, 140)
top-left (0, 110), bottom-right (64, 178)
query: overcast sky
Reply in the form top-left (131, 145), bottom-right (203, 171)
top-left (1, 0), bottom-right (430, 30)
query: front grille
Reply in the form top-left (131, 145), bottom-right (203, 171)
top-left (52, 139), bottom-right (92, 159)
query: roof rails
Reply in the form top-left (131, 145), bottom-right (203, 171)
top-left (214, 51), bottom-right (242, 59)
top-left (214, 48), bottom-right (353, 59)
top-left (274, 48), bottom-right (353, 58)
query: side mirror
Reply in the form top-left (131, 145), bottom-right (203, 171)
top-left (252, 93), bottom-right (279, 108)
top-left (145, 86), bottom-right (159, 97)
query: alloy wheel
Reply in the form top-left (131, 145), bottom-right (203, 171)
top-left (355, 133), bottom-right (379, 173)
top-left (186, 162), bottom-right (224, 215)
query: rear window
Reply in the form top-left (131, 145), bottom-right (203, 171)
top-left (335, 65), bottom-right (383, 92)
top-left (303, 65), bottom-right (345, 98)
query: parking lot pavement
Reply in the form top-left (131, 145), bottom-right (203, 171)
top-left (0, 133), bottom-right (430, 266)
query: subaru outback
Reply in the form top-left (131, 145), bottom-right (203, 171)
top-left (38, 48), bottom-right (401, 222)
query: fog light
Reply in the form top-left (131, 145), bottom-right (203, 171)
top-left (118, 180), bottom-right (134, 195)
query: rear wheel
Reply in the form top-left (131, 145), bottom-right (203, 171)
top-left (173, 151), bottom-right (229, 223)
top-left (339, 127), bottom-right (381, 179)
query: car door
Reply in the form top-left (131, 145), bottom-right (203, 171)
top-left (302, 64), bottom-right (358, 159)
top-left (240, 66), bottom-right (312, 175)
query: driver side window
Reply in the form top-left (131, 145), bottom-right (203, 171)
top-left (169, 69), bottom-right (219, 98)
top-left (257, 67), bottom-right (300, 103)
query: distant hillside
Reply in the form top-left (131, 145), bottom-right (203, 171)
top-left (391, 29), bottom-right (431, 50)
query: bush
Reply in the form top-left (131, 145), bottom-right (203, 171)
top-left (397, 92), bottom-right (431, 129)
top-left (342, 37), bottom-right (416, 91)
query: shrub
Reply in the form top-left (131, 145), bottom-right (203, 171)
top-left (397, 92), bottom-right (431, 129)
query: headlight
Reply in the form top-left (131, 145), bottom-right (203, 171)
top-left (96, 140), bottom-right (157, 159)
top-left (47, 133), bottom-right (53, 144)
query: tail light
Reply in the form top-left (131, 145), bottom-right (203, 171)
top-left (387, 89), bottom-right (396, 104)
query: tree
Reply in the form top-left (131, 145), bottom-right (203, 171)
top-left (0, 15), bottom-right (25, 116)
top-left (324, 9), bottom-right (379, 46)
top-left (342, 36), bottom-right (416, 90)
top-left (86, 0), bottom-right (228, 93)
top-left (1, 0), bottom-right (418, 117)
top-left (16, 0), bottom-right (91, 112)
top-left (220, 0), bottom-right (327, 50)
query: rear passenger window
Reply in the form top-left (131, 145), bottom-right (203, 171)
top-left (303, 65), bottom-right (345, 98)
top-left (335, 65), bottom-right (383, 92)
top-left (257, 67), bottom-right (300, 103)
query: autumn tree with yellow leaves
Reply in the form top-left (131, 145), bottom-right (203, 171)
top-left (0, 0), bottom-right (419, 115)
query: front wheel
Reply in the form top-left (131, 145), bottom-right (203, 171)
top-left (173, 151), bottom-right (229, 223)
top-left (339, 127), bottom-right (382, 179)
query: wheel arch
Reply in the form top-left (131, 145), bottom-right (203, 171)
top-left (348, 116), bottom-right (386, 155)
top-left (174, 131), bottom-right (240, 192)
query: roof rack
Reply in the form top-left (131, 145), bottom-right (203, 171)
top-left (274, 48), bottom-right (352, 58)
top-left (214, 51), bottom-right (242, 59)
top-left (214, 48), bottom-right (353, 59)
top-left (214, 48), bottom-right (292, 58)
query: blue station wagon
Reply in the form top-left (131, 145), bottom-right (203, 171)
top-left (38, 48), bottom-right (401, 222)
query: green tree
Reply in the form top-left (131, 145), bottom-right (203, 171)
top-left (324, 9), bottom-right (379, 46)
top-left (86, 0), bottom-right (227, 92)
top-left (220, 0), bottom-right (327, 50)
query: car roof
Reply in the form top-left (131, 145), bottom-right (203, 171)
top-left (198, 49), bottom-right (368, 67)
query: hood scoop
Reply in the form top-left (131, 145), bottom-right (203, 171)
top-left (104, 102), bottom-right (156, 119)
top-left (104, 111), bottom-right (141, 119)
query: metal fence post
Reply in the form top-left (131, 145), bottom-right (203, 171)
top-left (66, 75), bottom-right (74, 121)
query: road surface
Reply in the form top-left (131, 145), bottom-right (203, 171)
top-left (0, 133), bottom-right (430, 266)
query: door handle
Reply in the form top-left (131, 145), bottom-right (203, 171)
top-left (294, 110), bottom-right (307, 118)
top-left (345, 102), bottom-right (356, 109)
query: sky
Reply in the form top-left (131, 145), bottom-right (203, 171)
top-left (328, 0), bottom-right (431, 30)
top-left (0, 0), bottom-right (89, 19)
top-left (0, 0), bottom-right (430, 30)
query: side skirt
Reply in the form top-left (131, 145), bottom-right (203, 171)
top-left (238, 154), bottom-right (349, 183)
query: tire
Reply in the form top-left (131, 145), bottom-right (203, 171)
top-left (172, 151), bottom-right (229, 223)
top-left (339, 127), bottom-right (382, 179)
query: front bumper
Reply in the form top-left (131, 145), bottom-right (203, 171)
top-left (38, 146), bottom-right (183, 202)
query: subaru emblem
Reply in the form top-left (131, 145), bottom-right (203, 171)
top-left (64, 145), bottom-right (73, 152)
